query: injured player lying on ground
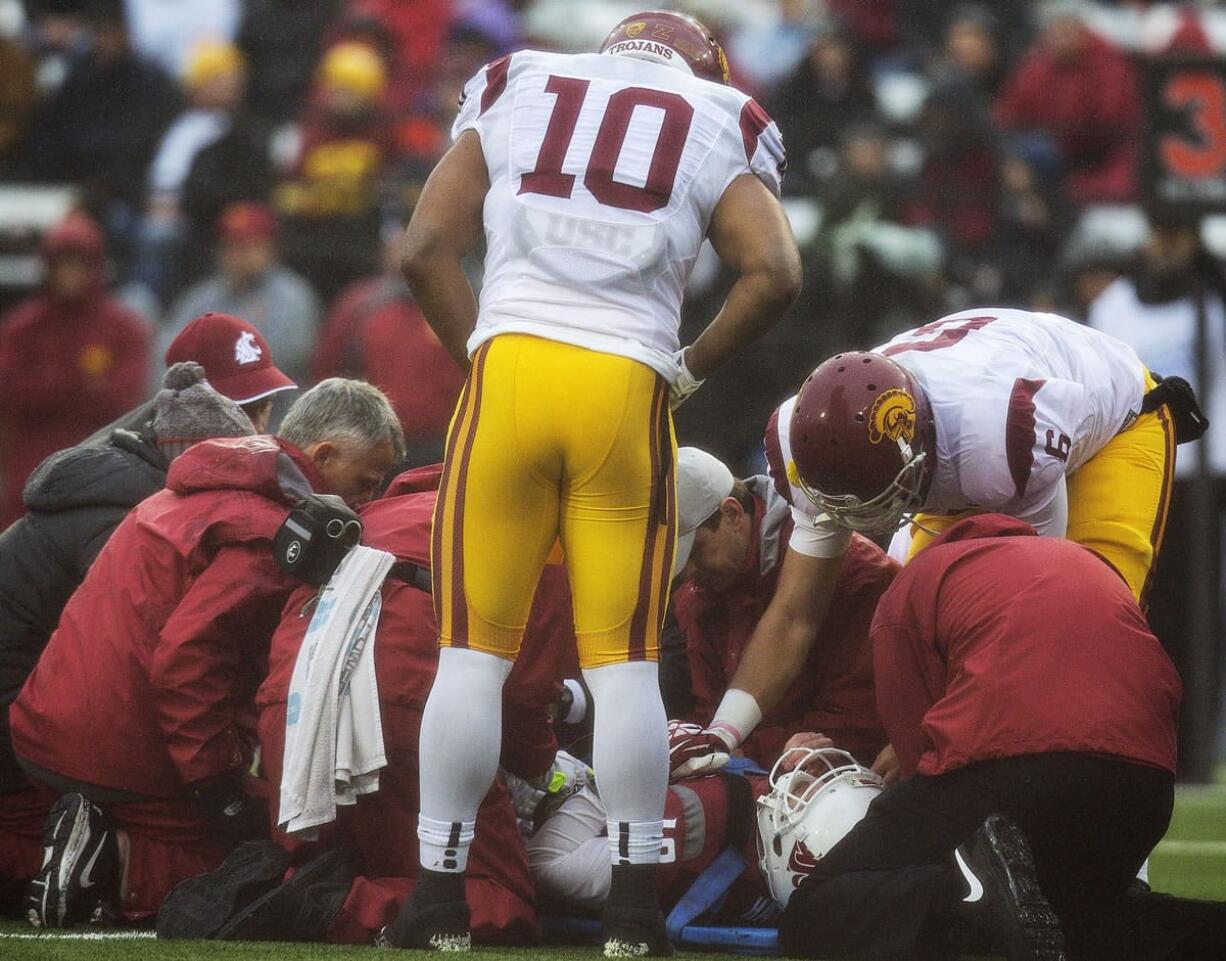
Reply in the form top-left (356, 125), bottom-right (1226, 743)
top-left (509, 745), bottom-right (885, 932)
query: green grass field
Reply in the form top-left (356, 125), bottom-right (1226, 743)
top-left (2, 780), bottom-right (1223, 961)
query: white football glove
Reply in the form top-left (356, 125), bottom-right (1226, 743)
top-left (669, 347), bottom-right (704, 411)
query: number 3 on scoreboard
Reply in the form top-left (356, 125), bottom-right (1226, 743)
top-left (519, 75), bottom-right (695, 213)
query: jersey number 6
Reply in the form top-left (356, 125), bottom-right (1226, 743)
top-left (519, 75), bottom-right (695, 214)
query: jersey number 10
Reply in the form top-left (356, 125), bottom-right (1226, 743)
top-left (519, 76), bottom-right (695, 214)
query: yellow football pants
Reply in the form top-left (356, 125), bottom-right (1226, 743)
top-left (432, 334), bottom-right (677, 668)
top-left (903, 372), bottom-right (1176, 605)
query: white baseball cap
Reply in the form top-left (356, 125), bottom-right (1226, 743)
top-left (673, 447), bottom-right (735, 579)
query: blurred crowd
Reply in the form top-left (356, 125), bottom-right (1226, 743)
top-left (5, 0), bottom-right (1226, 510)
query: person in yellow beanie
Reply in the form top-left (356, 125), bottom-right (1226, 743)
top-left (319, 41), bottom-right (387, 110)
top-left (274, 41), bottom-right (394, 303)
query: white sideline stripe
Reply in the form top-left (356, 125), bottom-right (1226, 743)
top-left (1155, 840), bottom-right (1226, 856)
top-left (0, 930), bottom-right (157, 940)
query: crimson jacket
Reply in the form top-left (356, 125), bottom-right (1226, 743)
top-left (256, 465), bottom-right (573, 782)
top-left (673, 476), bottom-right (895, 768)
top-left (995, 31), bottom-right (1139, 203)
top-left (0, 288), bottom-right (150, 526)
top-left (311, 278), bottom-right (465, 453)
top-left (10, 437), bottom-right (320, 798)
top-left (870, 514), bottom-right (1181, 779)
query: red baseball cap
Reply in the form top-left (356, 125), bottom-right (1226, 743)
top-left (218, 202), bottom-right (278, 243)
top-left (165, 312), bottom-right (297, 405)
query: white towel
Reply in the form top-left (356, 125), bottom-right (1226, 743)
top-left (278, 545), bottom-right (395, 837)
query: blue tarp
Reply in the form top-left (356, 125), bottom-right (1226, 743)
top-left (540, 917), bottom-right (780, 956)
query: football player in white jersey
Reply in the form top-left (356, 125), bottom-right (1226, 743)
top-left (386, 11), bottom-right (801, 955)
top-left (669, 308), bottom-right (1192, 785)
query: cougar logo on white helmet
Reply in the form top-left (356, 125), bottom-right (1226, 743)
top-left (755, 747), bottom-right (884, 907)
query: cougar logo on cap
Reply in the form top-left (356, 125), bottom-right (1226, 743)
top-left (234, 330), bottom-right (263, 365)
top-left (626, 21), bottom-right (645, 37)
top-left (867, 388), bottom-right (916, 446)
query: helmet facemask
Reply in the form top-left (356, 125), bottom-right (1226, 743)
top-left (799, 440), bottom-right (929, 535)
top-left (755, 748), bottom-right (885, 907)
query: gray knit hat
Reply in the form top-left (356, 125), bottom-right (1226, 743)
top-left (152, 362), bottom-right (256, 461)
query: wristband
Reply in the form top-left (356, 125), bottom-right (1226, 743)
top-left (709, 688), bottom-right (763, 750)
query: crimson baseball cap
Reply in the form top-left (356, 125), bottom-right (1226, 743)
top-left (218, 202), bottom-right (278, 243)
top-left (165, 312), bottom-right (296, 405)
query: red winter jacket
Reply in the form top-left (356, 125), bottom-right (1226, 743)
top-left (673, 476), bottom-right (895, 768)
top-left (10, 437), bottom-right (319, 798)
top-left (870, 514), bottom-right (1181, 779)
top-left (256, 465), bottom-right (576, 783)
top-left (311, 280), bottom-right (465, 447)
top-left (0, 289), bottom-right (150, 526)
top-left (995, 31), bottom-right (1140, 203)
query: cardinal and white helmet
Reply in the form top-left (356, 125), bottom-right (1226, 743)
top-left (789, 352), bottom-right (936, 534)
top-left (755, 747), bottom-right (885, 908)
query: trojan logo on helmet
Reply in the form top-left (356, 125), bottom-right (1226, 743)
top-left (867, 388), bottom-right (917, 446)
top-left (599, 9), bottom-right (731, 85)
top-left (789, 352), bottom-right (936, 534)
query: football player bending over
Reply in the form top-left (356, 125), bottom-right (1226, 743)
top-left (670, 307), bottom-right (1206, 784)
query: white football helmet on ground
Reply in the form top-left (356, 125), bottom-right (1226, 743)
top-left (756, 747), bottom-right (885, 907)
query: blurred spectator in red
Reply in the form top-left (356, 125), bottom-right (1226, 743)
top-left (159, 203), bottom-right (320, 390)
top-left (338, 0), bottom-right (455, 116)
top-left (275, 41), bottom-right (393, 305)
top-left (313, 230), bottom-right (464, 466)
top-left (0, 213), bottom-right (151, 527)
top-left (23, 1), bottom-right (180, 263)
top-left (769, 24), bottom-right (880, 197)
top-left (827, 0), bottom-right (898, 54)
top-left (995, 3), bottom-right (1140, 204)
top-left (133, 40), bottom-right (252, 304)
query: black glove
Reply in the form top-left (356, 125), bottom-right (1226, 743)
top-left (190, 774), bottom-right (269, 840)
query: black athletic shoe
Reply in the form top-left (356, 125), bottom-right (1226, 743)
top-left (953, 815), bottom-right (1068, 961)
top-left (376, 887), bottom-right (471, 952)
top-left (602, 903), bottom-right (673, 958)
top-left (215, 847), bottom-right (353, 942)
top-left (24, 793), bottom-right (118, 928)
top-left (377, 868), bottom-right (471, 951)
top-left (157, 840), bottom-right (291, 939)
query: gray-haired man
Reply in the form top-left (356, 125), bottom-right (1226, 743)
top-left (278, 378), bottom-right (405, 508)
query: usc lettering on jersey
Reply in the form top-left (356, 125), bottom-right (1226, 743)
top-left (453, 50), bottom-right (785, 378)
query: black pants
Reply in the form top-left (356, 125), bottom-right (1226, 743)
top-left (779, 753), bottom-right (1225, 961)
